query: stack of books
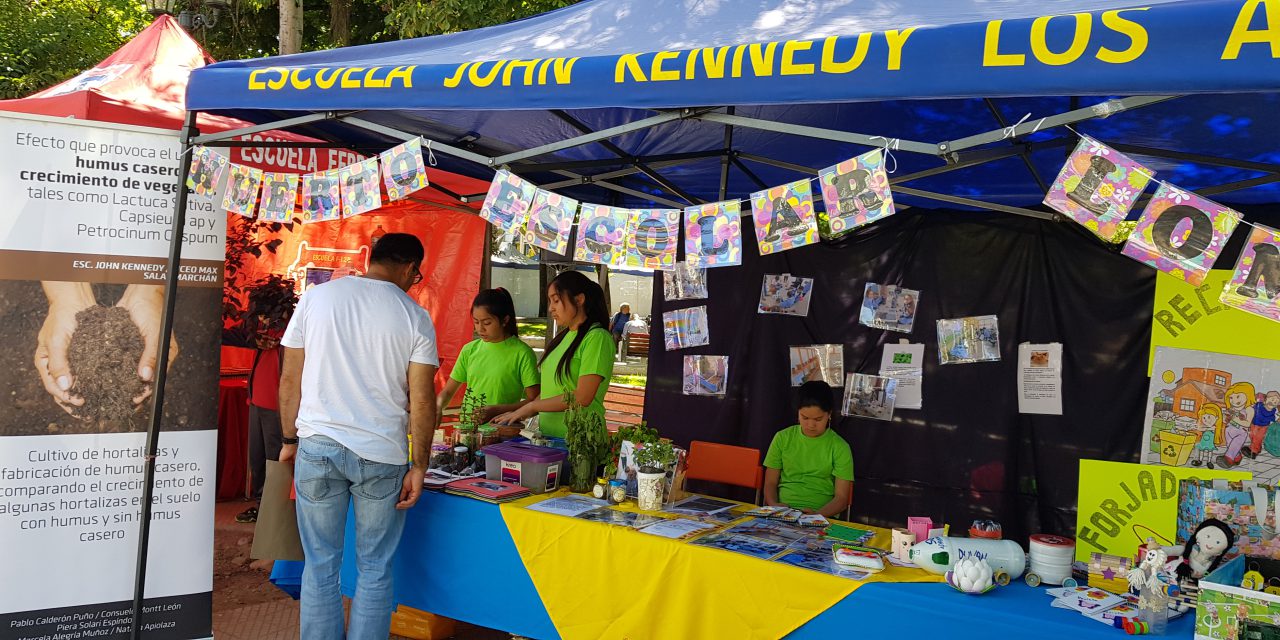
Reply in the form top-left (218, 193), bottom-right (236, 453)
top-left (444, 477), bottom-right (531, 503)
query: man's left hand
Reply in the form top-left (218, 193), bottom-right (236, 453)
top-left (397, 467), bottom-right (425, 509)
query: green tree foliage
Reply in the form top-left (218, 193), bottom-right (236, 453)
top-left (0, 0), bottom-right (149, 99)
top-left (386, 0), bottom-right (579, 39)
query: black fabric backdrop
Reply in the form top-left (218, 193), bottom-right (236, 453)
top-left (644, 207), bottom-right (1279, 541)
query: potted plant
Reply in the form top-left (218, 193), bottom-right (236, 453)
top-left (564, 394), bottom-right (609, 493)
top-left (604, 421), bottom-right (658, 479)
top-left (632, 440), bottom-right (675, 511)
top-left (454, 388), bottom-right (487, 450)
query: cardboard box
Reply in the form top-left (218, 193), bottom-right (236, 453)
top-left (389, 605), bottom-right (456, 640)
top-left (1197, 556), bottom-right (1280, 640)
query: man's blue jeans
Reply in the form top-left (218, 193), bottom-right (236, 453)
top-left (295, 435), bottom-right (408, 640)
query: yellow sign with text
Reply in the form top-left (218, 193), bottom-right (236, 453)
top-left (1149, 269), bottom-right (1280, 375)
top-left (1074, 459), bottom-right (1250, 562)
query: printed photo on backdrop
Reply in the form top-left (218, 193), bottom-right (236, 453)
top-left (790, 345), bottom-right (844, 387)
top-left (259, 172), bottom-right (299, 222)
top-left (683, 355), bottom-right (728, 396)
top-left (1043, 138), bottom-right (1153, 241)
top-left (937, 315), bottom-right (1001, 364)
top-left (859, 283), bottom-right (919, 333)
top-left (627, 208), bottom-right (679, 269)
top-left (301, 169), bottom-right (341, 223)
top-left (575, 203), bottom-right (629, 266)
top-left (818, 148), bottom-right (896, 237)
top-left (339, 157), bottom-right (383, 217)
top-left (842, 373), bottom-right (898, 421)
top-left (524, 189), bottom-right (578, 256)
top-left (1121, 183), bottom-right (1242, 286)
top-left (664, 262), bottom-right (708, 301)
top-left (1220, 224), bottom-right (1280, 323)
top-left (684, 200), bottom-right (743, 268)
top-left (663, 306), bottom-right (710, 351)
top-left (750, 179), bottom-right (819, 255)
top-left (479, 169), bottom-right (536, 231)
top-left (758, 274), bottom-right (814, 316)
top-left (380, 138), bottom-right (428, 201)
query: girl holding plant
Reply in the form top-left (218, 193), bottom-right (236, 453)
top-left (437, 288), bottom-right (539, 425)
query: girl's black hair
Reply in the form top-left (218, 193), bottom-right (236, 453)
top-left (541, 270), bottom-right (610, 384)
top-left (473, 288), bottom-right (518, 338)
top-left (797, 380), bottom-right (834, 414)
top-left (1176, 518), bottom-right (1236, 582)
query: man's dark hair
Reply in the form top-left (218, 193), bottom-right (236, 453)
top-left (371, 233), bottom-right (424, 265)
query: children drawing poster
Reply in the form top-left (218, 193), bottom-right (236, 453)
top-left (301, 169), bottom-right (341, 223)
top-left (258, 172), bottom-right (299, 222)
top-left (627, 208), bottom-right (679, 269)
top-left (663, 262), bottom-right (708, 301)
top-left (380, 138), bottom-right (429, 201)
top-left (574, 203), bottom-right (629, 266)
top-left (339, 157), bottom-right (382, 217)
top-left (1140, 347), bottom-right (1280, 482)
top-left (221, 164), bottom-right (263, 218)
top-left (758, 274), bottom-right (814, 316)
top-left (790, 345), bottom-right (844, 387)
top-left (524, 188), bottom-right (578, 256)
top-left (818, 149), bottom-right (896, 235)
top-left (842, 373), bottom-right (898, 421)
top-left (683, 355), bottom-right (728, 396)
top-left (1043, 138), bottom-right (1153, 241)
top-left (478, 169), bottom-right (535, 232)
top-left (663, 306), bottom-right (710, 351)
top-left (185, 146), bottom-right (227, 196)
top-left (937, 315), bottom-right (1001, 364)
top-left (1221, 224), bottom-right (1280, 323)
top-left (684, 200), bottom-right (742, 268)
top-left (1121, 183), bottom-right (1242, 286)
top-left (750, 179), bottom-right (819, 255)
top-left (859, 283), bottom-right (919, 333)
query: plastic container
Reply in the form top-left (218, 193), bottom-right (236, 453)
top-left (908, 536), bottom-right (1026, 580)
top-left (482, 441), bottom-right (567, 493)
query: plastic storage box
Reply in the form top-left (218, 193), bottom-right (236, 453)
top-left (482, 441), bottom-right (567, 493)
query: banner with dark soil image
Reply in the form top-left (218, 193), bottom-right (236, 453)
top-left (0, 112), bottom-right (218, 639)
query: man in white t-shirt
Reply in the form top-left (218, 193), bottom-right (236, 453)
top-left (278, 233), bottom-right (438, 640)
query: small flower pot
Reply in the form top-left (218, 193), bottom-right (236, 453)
top-left (637, 469), bottom-right (666, 511)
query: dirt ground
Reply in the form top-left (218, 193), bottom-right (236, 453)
top-left (213, 499), bottom-right (291, 611)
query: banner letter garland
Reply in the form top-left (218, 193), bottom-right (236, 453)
top-left (684, 200), bottom-right (743, 268)
top-left (1121, 183), bottom-right (1241, 285)
top-left (1221, 223), bottom-right (1280, 323)
top-left (1044, 138), bottom-right (1153, 241)
top-left (818, 148), bottom-right (896, 235)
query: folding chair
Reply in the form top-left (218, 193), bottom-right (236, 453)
top-left (684, 440), bottom-right (764, 505)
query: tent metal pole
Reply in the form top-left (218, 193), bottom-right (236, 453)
top-left (942, 95), bottom-right (1178, 153)
top-left (1196, 173), bottom-right (1280, 197)
top-left (893, 186), bottom-right (1053, 220)
top-left (201, 140), bottom-right (366, 149)
top-left (719, 106), bottom-right (735, 201)
top-left (1107, 143), bottom-right (1280, 174)
top-left (129, 110), bottom-right (199, 640)
top-left (982, 98), bottom-right (1049, 194)
top-left (737, 152), bottom-right (818, 176)
top-left (694, 112), bottom-right (939, 156)
top-left (191, 111), bottom-right (341, 144)
top-left (552, 169), bottom-right (685, 207)
top-left (889, 138), bottom-right (1071, 185)
top-left (493, 109), bottom-right (714, 165)
top-left (548, 110), bottom-right (703, 205)
top-left (406, 195), bottom-right (482, 216)
top-left (509, 149), bottom-right (724, 173)
top-left (539, 156), bottom-right (710, 190)
top-left (338, 115), bottom-right (495, 167)
top-left (730, 156), bottom-right (769, 190)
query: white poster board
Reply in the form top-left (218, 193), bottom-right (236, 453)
top-left (1018, 343), bottom-right (1063, 415)
top-left (879, 342), bottom-right (924, 410)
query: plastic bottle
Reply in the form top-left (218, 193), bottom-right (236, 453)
top-left (908, 536), bottom-right (1026, 580)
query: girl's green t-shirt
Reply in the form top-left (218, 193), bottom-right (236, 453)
top-left (763, 425), bottom-right (854, 511)
top-left (449, 336), bottom-right (539, 406)
top-left (537, 326), bottom-right (615, 438)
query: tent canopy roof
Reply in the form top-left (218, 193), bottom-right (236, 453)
top-left (185, 0), bottom-right (1280, 207)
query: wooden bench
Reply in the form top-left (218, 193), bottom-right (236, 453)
top-left (625, 333), bottom-right (650, 357)
top-left (603, 383), bottom-right (646, 432)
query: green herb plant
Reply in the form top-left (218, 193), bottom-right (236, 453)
top-left (564, 393), bottom-right (610, 492)
top-left (604, 421), bottom-right (659, 478)
top-left (632, 439), bottom-right (676, 474)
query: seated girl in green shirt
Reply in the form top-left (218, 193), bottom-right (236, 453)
top-left (437, 288), bottom-right (540, 424)
top-left (763, 380), bottom-right (854, 518)
top-left (493, 271), bottom-right (614, 438)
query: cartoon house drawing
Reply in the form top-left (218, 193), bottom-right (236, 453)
top-left (1170, 368), bottom-right (1231, 419)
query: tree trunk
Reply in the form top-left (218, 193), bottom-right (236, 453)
top-left (597, 264), bottom-right (612, 317)
top-left (279, 0), bottom-right (303, 54)
top-left (329, 0), bottom-right (351, 47)
top-left (537, 260), bottom-right (549, 317)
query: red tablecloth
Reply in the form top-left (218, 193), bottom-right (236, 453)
top-left (217, 377), bottom-right (250, 500)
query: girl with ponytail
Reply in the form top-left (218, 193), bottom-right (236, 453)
top-left (493, 271), bottom-right (615, 438)
top-left (437, 288), bottom-right (540, 424)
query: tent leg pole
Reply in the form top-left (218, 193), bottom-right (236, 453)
top-left (129, 110), bottom-right (199, 640)
top-left (718, 107), bottom-right (734, 201)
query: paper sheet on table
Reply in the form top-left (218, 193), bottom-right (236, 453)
top-left (879, 343), bottom-right (923, 409)
top-left (1017, 342), bottom-right (1063, 415)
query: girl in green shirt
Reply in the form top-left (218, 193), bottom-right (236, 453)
top-left (763, 380), bottom-right (855, 518)
top-left (437, 288), bottom-right (540, 424)
top-left (493, 271), bottom-right (614, 438)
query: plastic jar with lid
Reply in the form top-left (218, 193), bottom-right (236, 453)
top-left (608, 479), bottom-right (627, 505)
top-left (479, 425), bottom-right (500, 449)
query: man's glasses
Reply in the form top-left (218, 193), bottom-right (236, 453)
top-left (412, 270), bottom-right (424, 285)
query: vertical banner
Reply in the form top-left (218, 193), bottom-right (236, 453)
top-left (0, 112), bottom-right (220, 638)
top-left (626, 208), bottom-right (679, 269)
top-left (683, 200), bottom-right (742, 268)
top-left (259, 172), bottom-right (299, 222)
top-left (523, 188), bottom-right (577, 256)
top-left (478, 169), bottom-right (535, 232)
top-left (750, 179), bottom-right (818, 255)
top-left (1221, 224), bottom-right (1280, 323)
top-left (301, 169), bottom-right (341, 223)
top-left (1121, 183), bottom-right (1241, 285)
top-left (379, 138), bottom-right (428, 201)
top-left (339, 157), bottom-right (382, 218)
top-left (1043, 138), bottom-right (1153, 241)
top-left (818, 148), bottom-right (896, 236)
top-left (574, 203), bottom-right (629, 266)
top-left (221, 164), bottom-right (263, 218)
